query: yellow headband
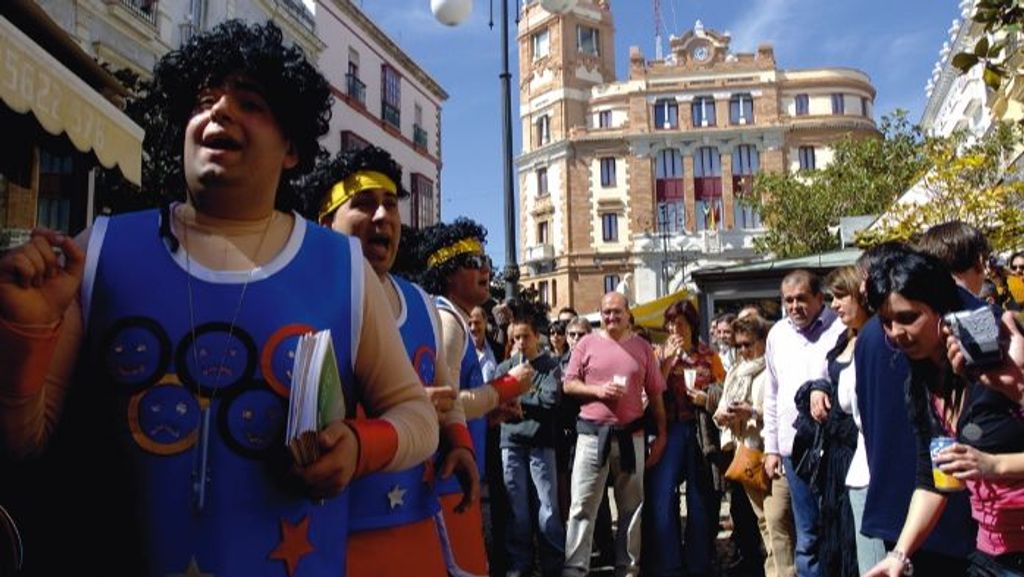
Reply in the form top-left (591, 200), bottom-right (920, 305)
top-left (318, 170), bottom-right (398, 220)
top-left (427, 238), bottom-right (484, 268)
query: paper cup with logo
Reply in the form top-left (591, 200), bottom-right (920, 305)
top-left (930, 436), bottom-right (965, 492)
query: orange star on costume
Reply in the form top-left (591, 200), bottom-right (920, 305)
top-left (268, 515), bottom-right (315, 577)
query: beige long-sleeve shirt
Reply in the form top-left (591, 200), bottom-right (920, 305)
top-left (0, 207), bottom-right (437, 471)
top-left (438, 305), bottom-right (500, 420)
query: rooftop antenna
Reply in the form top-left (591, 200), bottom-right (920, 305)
top-left (654, 0), bottom-right (663, 59)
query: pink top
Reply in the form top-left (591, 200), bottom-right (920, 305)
top-left (969, 478), bottom-right (1024, 554)
top-left (565, 332), bottom-right (666, 426)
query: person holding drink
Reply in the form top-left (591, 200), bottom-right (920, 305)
top-left (644, 299), bottom-right (726, 577)
top-left (864, 245), bottom-right (1024, 577)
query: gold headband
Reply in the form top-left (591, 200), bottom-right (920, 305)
top-left (318, 170), bottom-right (398, 220)
top-left (427, 238), bottom-right (484, 268)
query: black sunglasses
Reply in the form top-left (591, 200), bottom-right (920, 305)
top-left (460, 254), bottom-right (492, 270)
top-left (567, 331), bottom-right (586, 337)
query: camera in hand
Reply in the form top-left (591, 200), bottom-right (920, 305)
top-left (944, 306), bottom-right (1003, 368)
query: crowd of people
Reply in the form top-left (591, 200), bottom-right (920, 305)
top-left (3, 18), bottom-right (1024, 577)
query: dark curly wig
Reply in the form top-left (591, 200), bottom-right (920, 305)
top-left (414, 218), bottom-right (489, 296)
top-left (299, 145), bottom-right (408, 222)
top-left (390, 224), bottom-right (422, 283)
top-left (148, 20), bottom-right (332, 210)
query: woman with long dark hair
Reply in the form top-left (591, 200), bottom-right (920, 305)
top-left (864, 246), bottom-right (1024, 577)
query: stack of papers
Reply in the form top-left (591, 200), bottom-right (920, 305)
top-left (286, 329), bottom-right (346, 466)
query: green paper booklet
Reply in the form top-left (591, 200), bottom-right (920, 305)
top-left (286, 329), bottom-right (346, 466)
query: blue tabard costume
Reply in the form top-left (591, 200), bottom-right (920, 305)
top-left (348, 275), bottom-right (441, 531)
top-left (82, 209), bottom-right (362, 577)
top-left (433, 296), bottom-right (487, 492)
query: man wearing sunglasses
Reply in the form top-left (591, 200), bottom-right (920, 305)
top-left (416, 218), bottom-right (534, 577)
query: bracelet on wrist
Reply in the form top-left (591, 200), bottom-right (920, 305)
top-left (887, 549), bottom-right (914, 576)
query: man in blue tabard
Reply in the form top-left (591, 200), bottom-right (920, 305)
top-left (0, 21), bottom-right (436, 577)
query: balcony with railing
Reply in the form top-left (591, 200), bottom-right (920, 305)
top-left (413, 124), bottom-right (428, 151)
top-left (346, 73), bottom-right (366, 107)
top-left (108, 0), bottom-right (158, 27)
top-left (382, 102), bottom-right (401, 130)
top-left (524, 243), bottom-right (555, 264)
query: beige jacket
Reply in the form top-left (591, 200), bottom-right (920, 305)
top-left (714, 356), bottom-right (768, 451)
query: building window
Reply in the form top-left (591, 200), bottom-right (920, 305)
top-left (599, 157), bottom-right (616, 187)
top-left (732, 145), bottom-right (761, 229)
top-left (598, 110), bottom-right (612, 128)
top-left (410, 173), bottom-right (435, 229)
top-left (655, 148), bottom-right (684, 233)
top-left (578, 26), bottom-right (599, 56)
top-left (532, 28), bottom-right (550, 60)
top-left (538, 280), bottom-right (550, 304)
top-left (795, 94), bottom-right (809, 116)
top-left (798, 146), bottom-right (816, 171)
top-left (536, 115), bottom-right (551, 146)
top-left (537, 220), bottom-right (549, 244)
top-left (831, 93), bottom-right (845, 115)
top-left (861, 96), bottom-right (870, 117)
top-left (381, 65), bottom-right (402, 129)
top-left (729, 93), bottom-right (754, 125)
top-left (654, 99), bottom-right (678, 130)
top-left (601, 213), bottom-right (618, 242)
top-left (694, 147), bottom-right (722, 231)
top-left (655, 148), bottom-right (683, 178)
top-left (603, 274), bottom-right (620, 294)
top-left (340, 130), bottom-right (369, 152)
top-left (346, 48), bottom-right (365, 106)
top-left (691, 96), bottom-right (716, 127)
top-left (537, 167), bottom-right (548, 196)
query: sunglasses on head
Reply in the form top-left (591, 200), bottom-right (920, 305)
top-left (459, 253), bottom-right (492, 270)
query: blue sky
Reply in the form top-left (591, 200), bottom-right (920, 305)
top-left (354, 0), bottom-right (962, 266)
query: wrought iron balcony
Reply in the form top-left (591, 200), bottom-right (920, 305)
top-left (346, 73), bottom-right (366, 106)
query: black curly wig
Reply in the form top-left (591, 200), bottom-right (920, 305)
top-left (414, 217), bottom-right (489, 296)
top-left (299, 145), bottom-right (408, 222)
top-left (391, 224), bottom-right (423, 283)
top-left (148, 19), bottom-right (332, 210)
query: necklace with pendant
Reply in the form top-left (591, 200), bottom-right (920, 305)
top-left (176, 204), bottom-right (276, 512)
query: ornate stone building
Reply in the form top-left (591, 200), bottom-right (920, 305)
top-left (516, 0), bottom-right (878, 313)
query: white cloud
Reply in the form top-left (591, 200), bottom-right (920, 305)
top-left (726, 0), bottom-right (816, 53)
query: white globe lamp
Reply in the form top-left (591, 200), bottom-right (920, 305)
top-left (431, 0), bottom-right (473, 26)
top-left (540, 0), bottom-right (577, 14)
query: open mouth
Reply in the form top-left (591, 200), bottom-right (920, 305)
top-left (367, 233), bottom-right (391, 251)
top-left (202, 134), bottom-right (243, 151)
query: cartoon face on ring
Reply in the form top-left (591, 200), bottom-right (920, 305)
top-left (219, 386), bottom-right (287, 458)
top-left (176, 322), bottom-right (257, 395)
top-left (102, 317), bottom-right (171, 390)
top-left (128, 384), bottom-right (201, 455)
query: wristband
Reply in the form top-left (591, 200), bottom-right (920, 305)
top-left (442, 422), bottom-right (475, 457)
top-left (345, 418), bottom-right (398, 479)
top-left (492, 374), bottom-right (523, 403)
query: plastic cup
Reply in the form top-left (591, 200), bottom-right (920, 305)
top-left (683, 368), bottom-right (697, 389)
top-left (930, 436), bottom-right (965, 492)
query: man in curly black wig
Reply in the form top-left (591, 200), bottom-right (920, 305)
top-left (0, 20), bottom-right (439, 577)
top-left (310, 146), bottom-right (479, 577)
top-left (149, 19), bottom-right (331, 212)
top-left (414, 218), bottom-right (535, 576)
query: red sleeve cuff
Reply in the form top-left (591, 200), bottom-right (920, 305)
top-left (442, 422), bottom-right (474, 456)
top-left (492, 374), bottom-right (522, 403)
top-left (0, 318), bottom-right (61, 398)
top-left (345, 418), bottom-right (399, 478)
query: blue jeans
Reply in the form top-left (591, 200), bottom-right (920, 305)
top-left (848, 486), bottom-right (886, 576)
top-left (502, 445), bottom-right (564, 576)
top-left (644, 421), bottom-right (713, 577)
top-left (783, 456), bottom-right (821, 577)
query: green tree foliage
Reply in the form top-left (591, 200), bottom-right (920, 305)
top-left (952, 0), bottom-right (1022, 90)
top-left (747, 111), bottom-right (927, 258)
top-left (858, 122), bottom-right (1024, 253)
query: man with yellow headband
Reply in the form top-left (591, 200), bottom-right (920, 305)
top-left (414, 218), bottom-right (535, 577)
top-left (310, 145), bottom-right (475, 577)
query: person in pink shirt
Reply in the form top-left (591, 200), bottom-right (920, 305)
top-left (561, 292), bottom-right (667, 577)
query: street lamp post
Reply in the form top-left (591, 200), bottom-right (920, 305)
top-left (432, 0), bottom-right (577, 302)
